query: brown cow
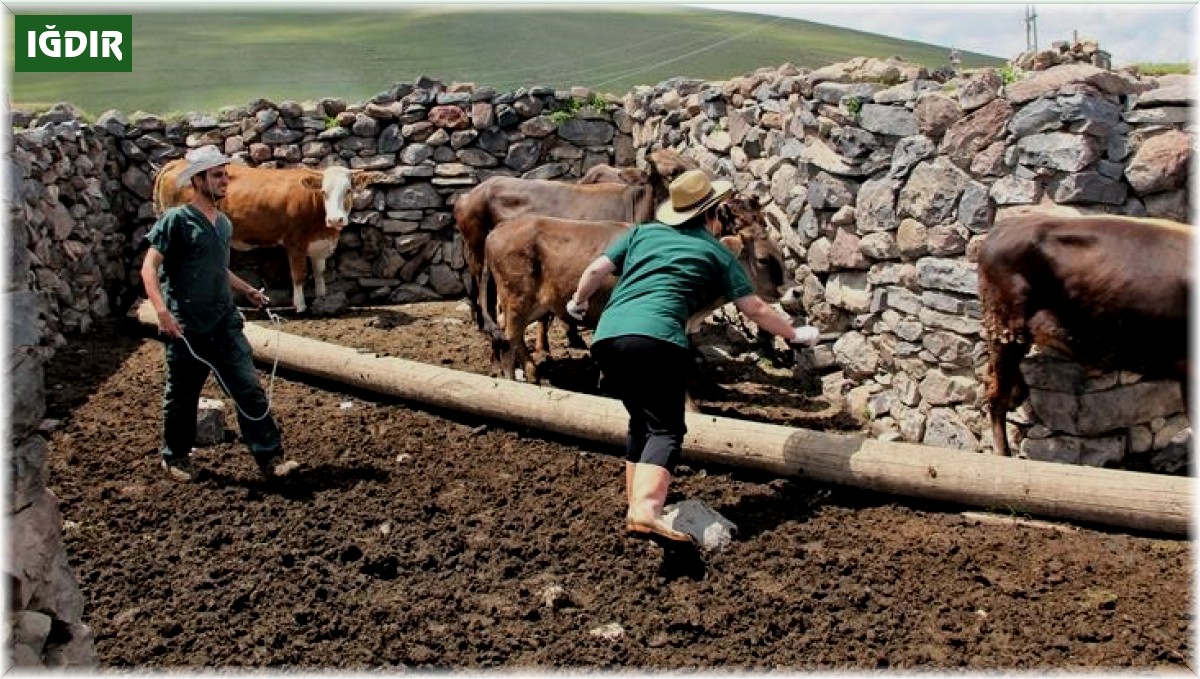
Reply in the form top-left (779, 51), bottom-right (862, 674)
top-left (479, 210), bottom-right (794, 384)
top-left (153, 160), bottom-right (386, 313)
top-left (577, 164), bottom-right (650, 185)
top-left (978, 210), bottom-right (1191, 456)
top-left (453, 148), bottom-right (697, 334)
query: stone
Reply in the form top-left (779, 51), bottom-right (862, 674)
top-left (832, 331), bottom-right (880, 379)
top-left (854, 178), bottom-right (896, 233)
top-left (1008, 97), bottom-right (1064, 138)
top-left (858, 104), bottom-right (918, 137)
top-left (939, 98), bottom-right (1013, 169)
top-left (1016, 132), bottom-right (1100, 172)
top-left (923, 407), bottom-right (980, 451)
top-left (914, 93), bottom-right (961, 140)
top-left (957, 69), bottom-right (1002, 110)
top-left (195, 398), bottom-right (225, 446)
top-left (1124, 129), bottom-right (1190, 196)
top-left (1004, 64), bottom-right (1149, 104)
top-left (898, 157), bottom-right (971, 225)
top-left (1053, 172), bottom-right (1128, 205)
top-left (661, 499), bottom-right (737, 552)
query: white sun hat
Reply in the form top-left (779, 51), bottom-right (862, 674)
top-left (175, 145), bottom-right (232, 188)
top-left (655, 169), bottom-right (733, 226)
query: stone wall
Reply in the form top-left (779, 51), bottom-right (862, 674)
top-left (8, 64), bottom-right (1194, 471)
top-left (12, 78), bottom-right (634, 343)
top-left (621, 60), bottom-right (1192, 470)
top-left (6, 152), bottom-right (97, 666)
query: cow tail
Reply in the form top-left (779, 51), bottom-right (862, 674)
top-left (477, 251), bottom-right (509, 358)
top-left (151, 164), bottom-right (168, 217)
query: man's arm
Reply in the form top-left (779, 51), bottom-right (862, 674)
top-left (140, 247), bottom-right (183, 338)
top-left (228, 271), bottom-right (270, 308)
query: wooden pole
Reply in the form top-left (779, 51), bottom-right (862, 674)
top-left (135, 303), bottom-right (1190, 535)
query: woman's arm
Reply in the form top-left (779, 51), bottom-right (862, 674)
top-left (733, 294), bottom-right (819, 345)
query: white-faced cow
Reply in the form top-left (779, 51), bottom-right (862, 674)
top-left (453, 148), bottom-right (698, 336)
top-left (478, 198), bottom-right (795, 384)
top-left (153, 160), bottom-right (386, 313)
top-left (978, 210), bottom-right (1191, 456)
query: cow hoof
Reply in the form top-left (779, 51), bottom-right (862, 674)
top-left (514, 369), bottom-right (527, 382)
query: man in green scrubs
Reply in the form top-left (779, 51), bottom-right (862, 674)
top-left (140, 145), bottom-right (298, 482)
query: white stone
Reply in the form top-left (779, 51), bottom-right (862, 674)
top-left (195, 398), bottom-right (226, 446)
top-left (661, 499), bottom-right (737, 552)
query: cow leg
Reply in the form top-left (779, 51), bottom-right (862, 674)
top-left (506, 315), bottom-right (537, 383)
top-left (308, 238), bottom-right (338, 299)
top-left (985, 339), bottom-right (1030, 456)
top-left (287, 249), bottom-right (309, 313)
top-left (535, 318), bottom-right (552, 357)
top-left (311, 256), bottom-right (328, 298)
top-left (565, 319), bottom-right (588, 350)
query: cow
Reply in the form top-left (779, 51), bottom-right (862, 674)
top-left (577, 164), bottom-right (650, 185)
top-left (977, 210), bottom-right (1191, 456)
top-left (478, 202), bottom-right (795, 385)
top-left (152, 160), bottom-right (386, 313)
top-left (453, 148), bottom-right (698, 338)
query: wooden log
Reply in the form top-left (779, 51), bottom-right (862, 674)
top-left (135, 302), bottom-right (1190, 535)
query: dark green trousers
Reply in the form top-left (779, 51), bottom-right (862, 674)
top-left (160, 312), bottom-right (281, 460)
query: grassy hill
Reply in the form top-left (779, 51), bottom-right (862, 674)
top-left (9, 7), bottom-right (1005, 117)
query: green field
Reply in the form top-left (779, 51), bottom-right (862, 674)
top-left (9, 7), bottom-right (1005, 117)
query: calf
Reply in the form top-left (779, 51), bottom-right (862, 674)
top-left (479, 214), bottom-right (793, 384)
top-left (577, 165), bottom-right (650, 185)
top-left (453, 148), bottom-right (697, 334)
top-left (153, 160), bottom-right (386, 313)
top-left (977, 211), bottom-right (1191, 456)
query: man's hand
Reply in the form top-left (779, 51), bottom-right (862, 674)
top-left (248, 288), bottom-right (271, 308)
top-left (565, 297), bottom-right (587, 321)
top-left (156, 309), bottom-right (183, 339)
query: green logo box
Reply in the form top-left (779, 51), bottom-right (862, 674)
top-left (15, 15), bottom-right (133, 72)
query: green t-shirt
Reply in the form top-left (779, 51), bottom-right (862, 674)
top-left (593, 222), bottom-right (754, 349)
top-left (144, 204), bottom-right (236, 335)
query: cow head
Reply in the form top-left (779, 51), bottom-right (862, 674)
top-left (716, 193), bottom-right (800, 308)
top-left (300, 167), bottom-right (388, 231)
top-left (646, 148), bottom-right (699, 203)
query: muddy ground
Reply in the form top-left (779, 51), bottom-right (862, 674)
top-left (44, 301), bottom-right (1192, 670)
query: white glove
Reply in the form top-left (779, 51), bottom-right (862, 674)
top-left (789, 325), bottom-right (820, 347)
top-left (565, 297), bottom-right (588, 321)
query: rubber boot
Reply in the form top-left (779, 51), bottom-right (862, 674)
top-left (625, 461), bottom-right (635, 510)
top-left (625, 463), bottom-right (693, 546)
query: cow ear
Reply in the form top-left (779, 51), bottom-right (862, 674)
top-left (300, 174), bottom-right (323, 191)
top-left (719, 234), bottom-right (744, 256)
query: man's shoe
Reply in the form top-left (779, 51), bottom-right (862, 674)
top-left (255, 452), bottom-right (300, 479)
top-left (161, 455), bottom-right (198, 482)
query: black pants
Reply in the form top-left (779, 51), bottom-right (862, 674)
top-left (161, 312), bottom-right (282, 460)
top-left (591, 335), bottom-right (690, 471)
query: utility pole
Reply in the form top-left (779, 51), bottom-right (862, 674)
top-left (1025, 5), bottom-right (1039, 53)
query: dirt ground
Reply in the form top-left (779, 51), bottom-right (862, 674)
top-left (44, 300), bottom-right (1193, 670)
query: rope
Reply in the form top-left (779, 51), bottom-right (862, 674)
top-left (176, 303), bottom-right (284, 422)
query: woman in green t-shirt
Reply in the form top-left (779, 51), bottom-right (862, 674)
top-left (567, 169), bottom-right (819, 548)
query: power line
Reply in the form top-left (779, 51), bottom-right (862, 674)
top-left (592, 16), bottom-right (787, 89)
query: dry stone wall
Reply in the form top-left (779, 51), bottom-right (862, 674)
top-left (12, 78), bottom-right (633, 339)
top-left (4, 58), bottom-right (1192, 671)
top-left (8, 64), bottom-right (1193, 485)
top-left (6, 152), bottom-right (98, 667)
top-left (622, 60), bottom-right (1192, 471)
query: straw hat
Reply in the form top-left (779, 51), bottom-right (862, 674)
top-left (175, 145), bottom-right (232, 188)
top-left (654, 169), bottom-right (733, 226)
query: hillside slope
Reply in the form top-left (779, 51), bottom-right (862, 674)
top-left (10, 7), bottom-right (1003, 115)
